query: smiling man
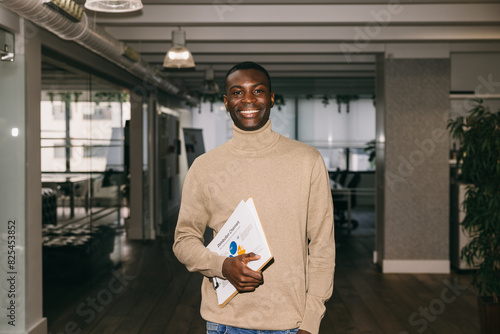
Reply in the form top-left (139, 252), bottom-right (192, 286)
top-left (173, 61), bottom-right (335, 334)
top-left (223, 62), bottom-right (273, 131)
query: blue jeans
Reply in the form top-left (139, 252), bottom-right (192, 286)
top-left (206, 321), bottom-right (299, 334)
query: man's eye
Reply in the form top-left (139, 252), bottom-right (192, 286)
top-left (255, 89), bottom-right (264, 94)
top-left (232, 91), bottom-right (242, 95)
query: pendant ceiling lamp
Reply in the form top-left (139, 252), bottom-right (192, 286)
top-left (163, 28), bottom-right (195, 69)
top-left (85, 0), bottom-right (143, 13)
top-left (200, 66), bottom-right (219, 95)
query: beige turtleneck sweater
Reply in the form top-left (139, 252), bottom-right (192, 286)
top-left (173, 120), bottom-right (335, 334)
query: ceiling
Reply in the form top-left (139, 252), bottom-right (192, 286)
top-left (83, 0), bottom-right (500, 97)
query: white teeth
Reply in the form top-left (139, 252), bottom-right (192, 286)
top-left (240, 110), bottom-right (259, 114)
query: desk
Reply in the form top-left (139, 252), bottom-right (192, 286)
top-left (42, 174), bottom-right (91, 219)
top-left (331, 182), bottom-right (375, 233)
top-left (331, 187), bottom-right (353, 232)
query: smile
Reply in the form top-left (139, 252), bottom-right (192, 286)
top-left (240, 110), bottom-right (260, 115)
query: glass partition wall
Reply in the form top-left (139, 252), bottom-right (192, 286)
top-left (40, 58), bottom-right (130, 323)
top-left (297, 96), bottom-right (376, 172)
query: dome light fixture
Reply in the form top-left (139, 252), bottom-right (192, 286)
top-left (200, 66), bottom-right (219, 95)
top-left (84, 0), bottom-right (143, 13)
top-left (163, 28), bottom-right (195, 70)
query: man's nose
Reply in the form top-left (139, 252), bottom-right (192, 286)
top-left (242, 92), bottom-right (257, 103)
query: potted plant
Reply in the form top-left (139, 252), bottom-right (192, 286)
top-left (447, 99), bottom-right (500, 334)
top-left (363, 139), bottom-right (376, 167)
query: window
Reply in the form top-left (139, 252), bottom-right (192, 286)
top-left (298, 96), bottom-right (375, 171)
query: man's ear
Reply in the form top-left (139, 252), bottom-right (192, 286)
top-left (270, 91), bottom-right (275, 108)
top-left (223, 95), bottom-right (229, 111)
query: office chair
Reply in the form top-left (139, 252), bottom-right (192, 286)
top-left (337, 169), bottom-right (349, 187)
top-left (328, 167), bottom-right (342, 184)
top-left (333, 173), bottom-right (361, 231)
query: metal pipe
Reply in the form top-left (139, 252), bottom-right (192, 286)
top-left (0, 0), bottom-right (197, 104)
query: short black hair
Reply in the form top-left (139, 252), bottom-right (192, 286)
top-left (224, 61), bottom-right (272, 93)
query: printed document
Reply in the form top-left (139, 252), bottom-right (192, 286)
top-left (207, 197), bottom-right (273, 307)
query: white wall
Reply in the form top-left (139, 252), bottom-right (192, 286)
top-left (298, 97), bottom-right (376, 147)
top-left (190, 102), bottom-right (229, 152)
top-left (269, 97), bottom-right (296, 140)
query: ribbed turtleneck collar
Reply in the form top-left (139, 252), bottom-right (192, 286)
top-left (229, 119), bottom-right (280, 153)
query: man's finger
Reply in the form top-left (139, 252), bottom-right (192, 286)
top-left (241, 252), bottom-right (261, 264)
top-left (240, 265), bottom-right (263, 281)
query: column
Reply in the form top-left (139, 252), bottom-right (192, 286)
top-left (377, 44), bottom-right (451, 273)
top-left (0, 13), bottom-right (47, 334)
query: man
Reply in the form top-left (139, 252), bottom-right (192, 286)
top-left (173, 61), bottom-right (335, 334)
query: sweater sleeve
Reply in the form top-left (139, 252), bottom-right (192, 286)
top-left (172, 161), bottom-right (226, 278)
top-left (300, 155), bottom-right (336, 334)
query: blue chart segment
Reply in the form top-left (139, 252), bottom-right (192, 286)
top-left (229, 241), bottom-right (237, 257)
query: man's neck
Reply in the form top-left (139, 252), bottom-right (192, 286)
top-left (230, 119), bottom-right (279, 152)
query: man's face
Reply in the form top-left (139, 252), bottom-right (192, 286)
top-left (224, 69), bottom-right (274, 131)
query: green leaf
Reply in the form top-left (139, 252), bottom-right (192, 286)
top-left (449, 101), bottom-right (500, 299)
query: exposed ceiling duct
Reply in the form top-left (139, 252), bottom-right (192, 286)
top-left (0, 0), bottom-right (197, 104)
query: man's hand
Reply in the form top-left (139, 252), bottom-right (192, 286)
top-left (222, 253), bottom-right (263, 292)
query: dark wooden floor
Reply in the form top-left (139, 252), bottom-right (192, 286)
top-left (45, 208), bottom-right (480, 334)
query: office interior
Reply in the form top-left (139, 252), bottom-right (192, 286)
top-left (0, 1), bottom-right (499, 333)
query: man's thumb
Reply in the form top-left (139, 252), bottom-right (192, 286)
top-left (243, 252), bottom-right (261, 262)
